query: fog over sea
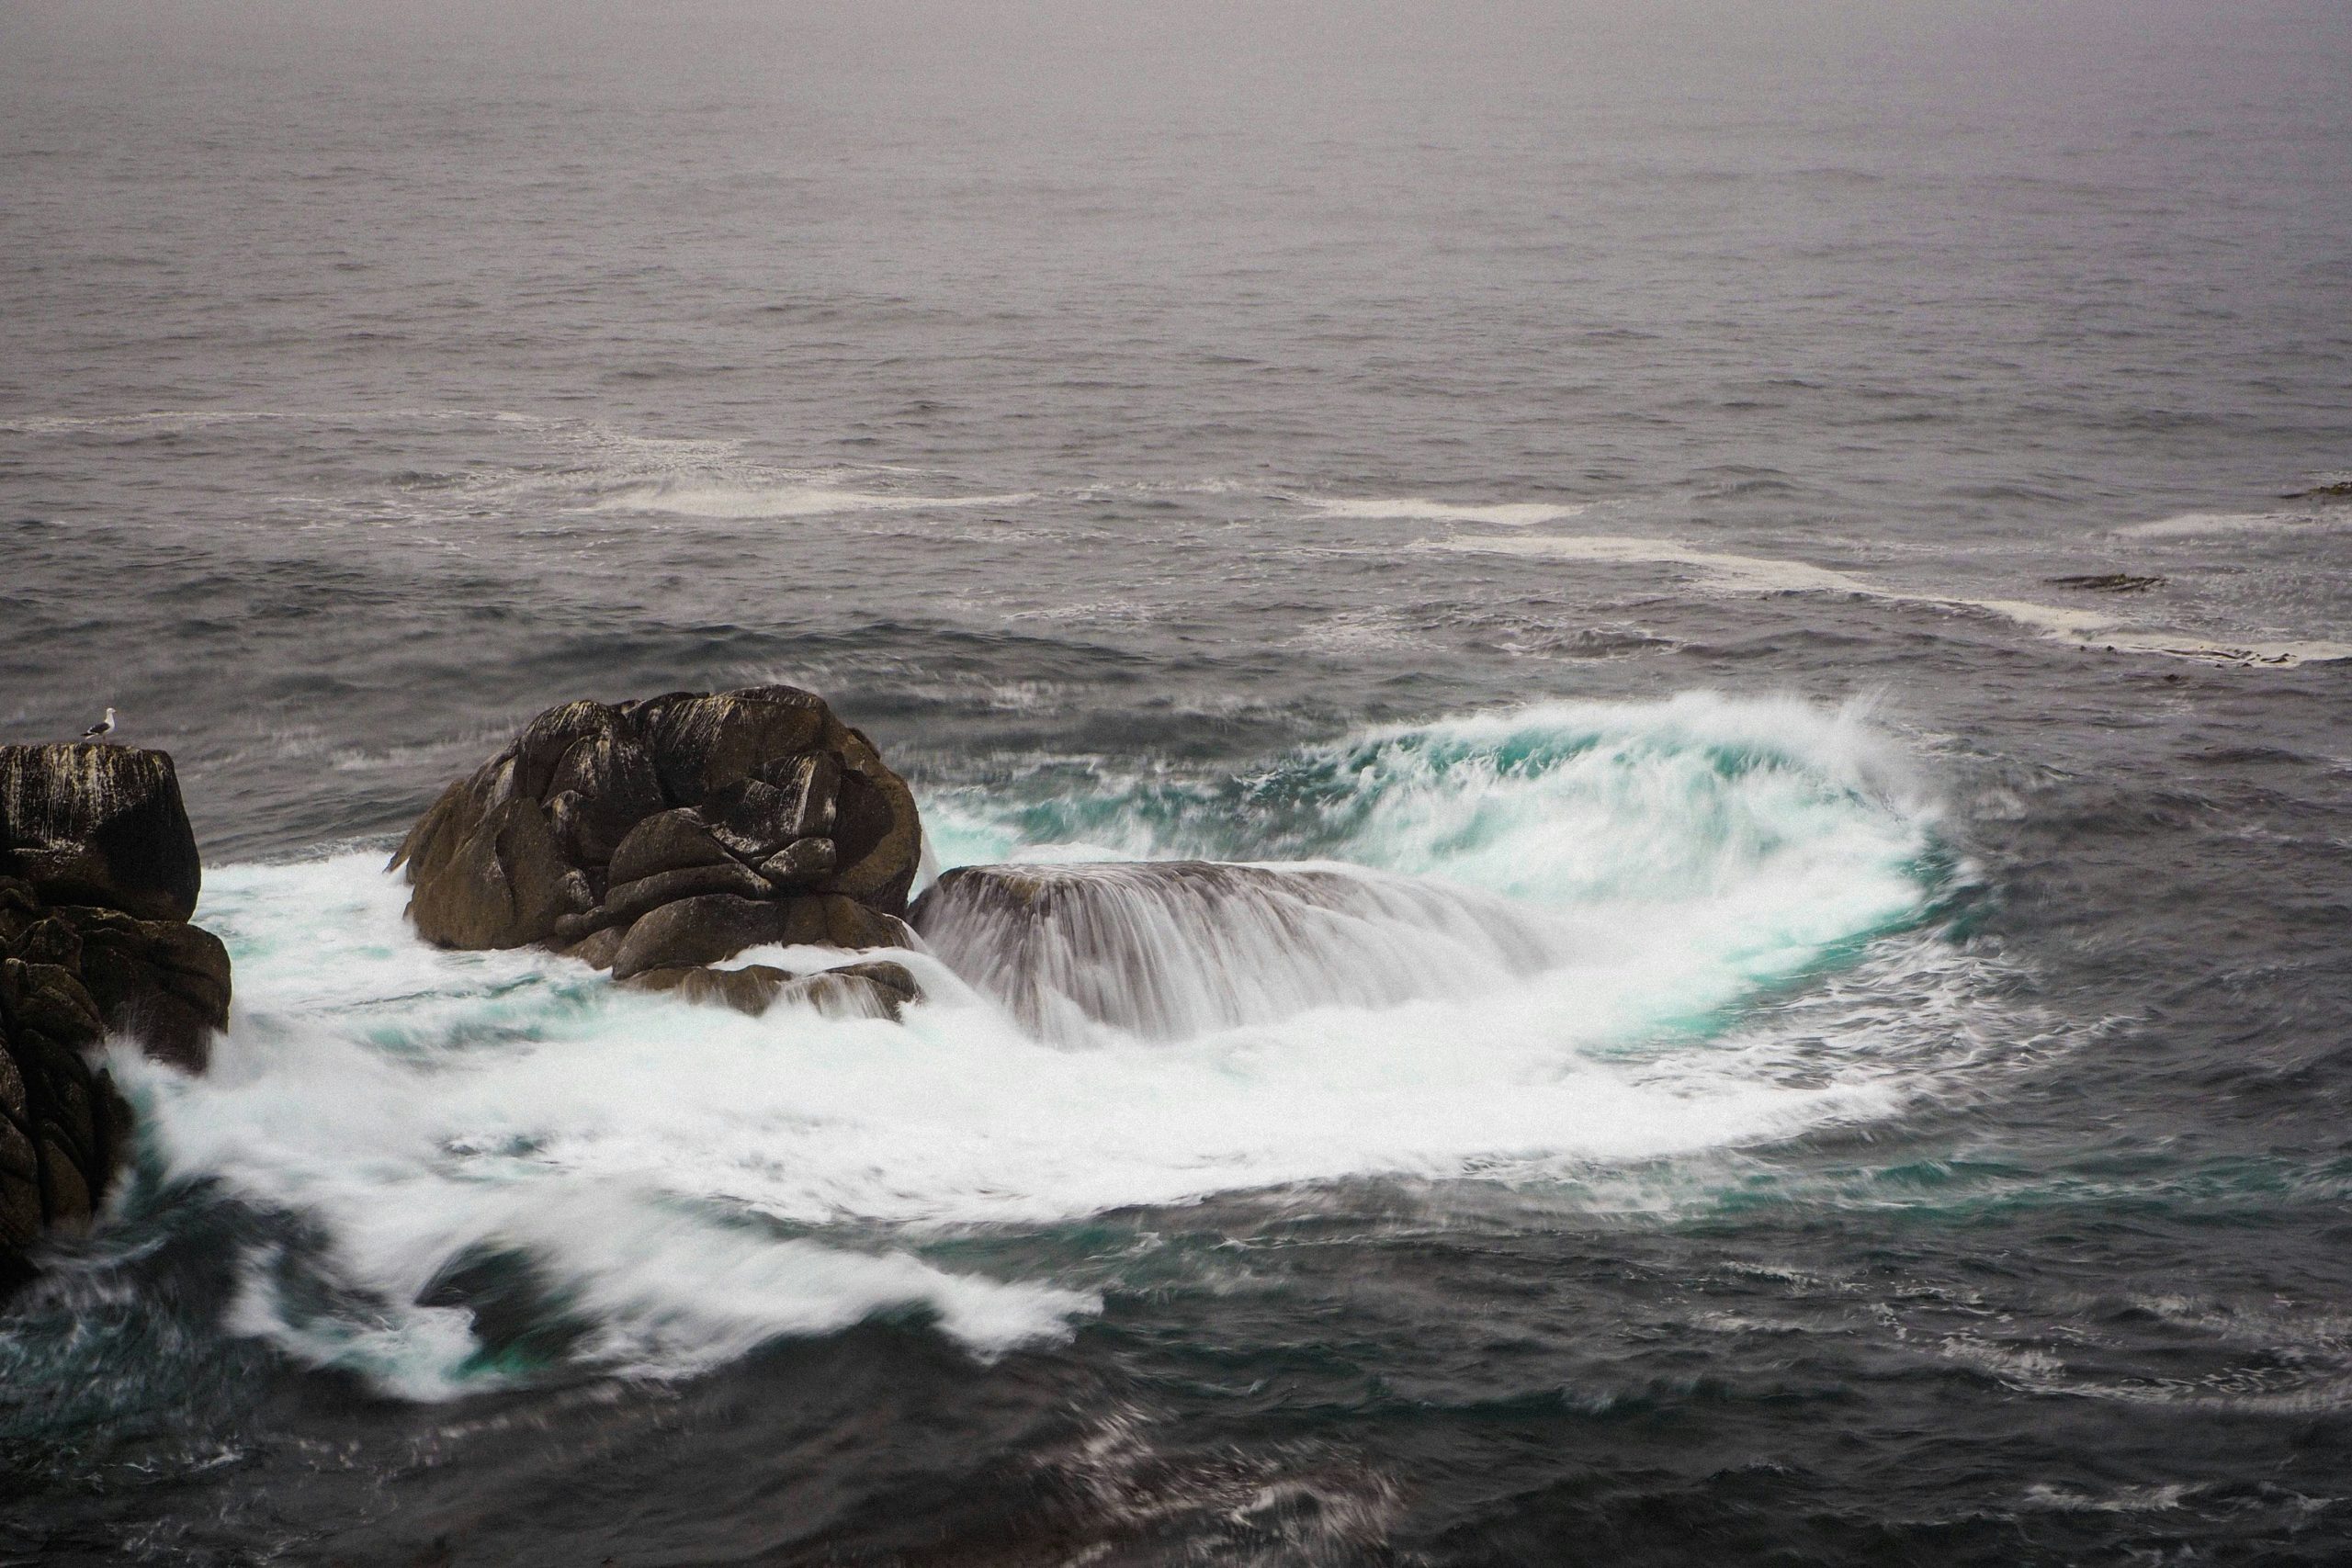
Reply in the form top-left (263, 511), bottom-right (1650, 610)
top-left (6, 2), bottom-right (2352, 1562)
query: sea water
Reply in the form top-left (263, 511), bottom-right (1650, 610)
top-left (5, 2), bottom-right (2351, 1562)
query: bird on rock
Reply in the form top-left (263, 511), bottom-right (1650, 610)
top-left (81, 706), bottom-right (117, 741)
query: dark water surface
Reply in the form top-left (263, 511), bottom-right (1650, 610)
top-left (5, 3), bottom-right (2352, 1562)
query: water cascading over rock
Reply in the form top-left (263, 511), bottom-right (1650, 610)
top-left (391, 686), bottom-right (924, 1019)
top-left (2, 743), bottom-right (232, 1289)
top-left (908, 860), bottom-right (1564, 1045)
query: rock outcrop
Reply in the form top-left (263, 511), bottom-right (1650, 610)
top-left (1, 744), bottom-right (203, 922)
top-left (909, 860), bottom-right (1559, 1044)
top-left (2, 744), bottom-right (232, 1290)
top-left (392, 687), bottom-right (922, 986)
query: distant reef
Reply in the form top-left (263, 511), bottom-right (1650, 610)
top-left (392, 686), bottom-right (924, 1020)
top-left (2, 744), bottom-right (232, 1292)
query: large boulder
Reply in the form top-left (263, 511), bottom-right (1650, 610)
top-left (1, 743), bottom-right (232, 1291)
top-left (909, 860), bottom-right (1560, 1044)
top-left (1, 744), bottom-right (202, 922)
top-left (392, 688), bottom-right (923, 982)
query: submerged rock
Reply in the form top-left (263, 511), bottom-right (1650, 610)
top-left (620, 958), bottom-right (922, 1021)
top-left (622, 962), bottom-right (797, 1015)
top-left (2048, 573), bottom-right (2166, 594)
top-left (909, 860), bottom-right (1560, 1044)
top-left (1, 743), bottom-right (232, 1290)
top-left (782, 960), bottom-right (922, 1021)
top-left (392, 686), bottom-right (922, 999)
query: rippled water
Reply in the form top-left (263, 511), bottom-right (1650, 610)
top-left (5, 2), bottom-right (2352, 1563)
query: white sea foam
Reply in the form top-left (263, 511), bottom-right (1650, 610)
top-left (130, 695), bottom-right (1965, 1398)
top-left (324, 412), bottom-right (1035, 525)
top-left (2021, 1483), bottom-right (2197, 1514)
top-left (0, 406), bottom-right (538, 435)
top-left (1303, 496), bottom-right (1590, 526)
top-left (1424, 534), bottom-right (2352, 666)
top-left (2110, 508), bottom-right (2347, 538)
top-left (590, 479), bottom-right (1033, 520)
top-left (127, 859), bottom-right (1099, 1397)
top-left (1420, 531), bottom-right (1861, 594)
top-left (1281, 608), bottom-right (1429, 653)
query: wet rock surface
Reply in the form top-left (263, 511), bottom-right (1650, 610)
top-left (2048, 573), bottom-right (2167, 593)
top-left (392, 686), bottom-right (922, 990)
top-left (1, 744), bottom-right (232, 1289)
top-left (619, 959), bottom-right (921, 1021)
top-left (605, 892), bottom-right (910, 981)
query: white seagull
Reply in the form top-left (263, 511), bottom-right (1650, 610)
top-left (81, 706), bottom-right (117, 741)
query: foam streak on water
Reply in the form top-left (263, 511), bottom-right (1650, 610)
top-left (1424, 534), bottom-right (2352, 665)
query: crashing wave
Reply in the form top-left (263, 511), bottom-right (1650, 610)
top-left (110, 694), bottom-right (1968, 1398)
top-left (910, 859), bottom-right (1563, 1044)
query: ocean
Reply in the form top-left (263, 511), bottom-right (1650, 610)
top-left (5, 2), bottom-right (2352, 1562)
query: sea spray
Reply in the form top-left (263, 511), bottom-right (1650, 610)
top-left (911, 860), bottom-right (1564, 1044)
top-left (123, 694), bottom-right (1958, 1397)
